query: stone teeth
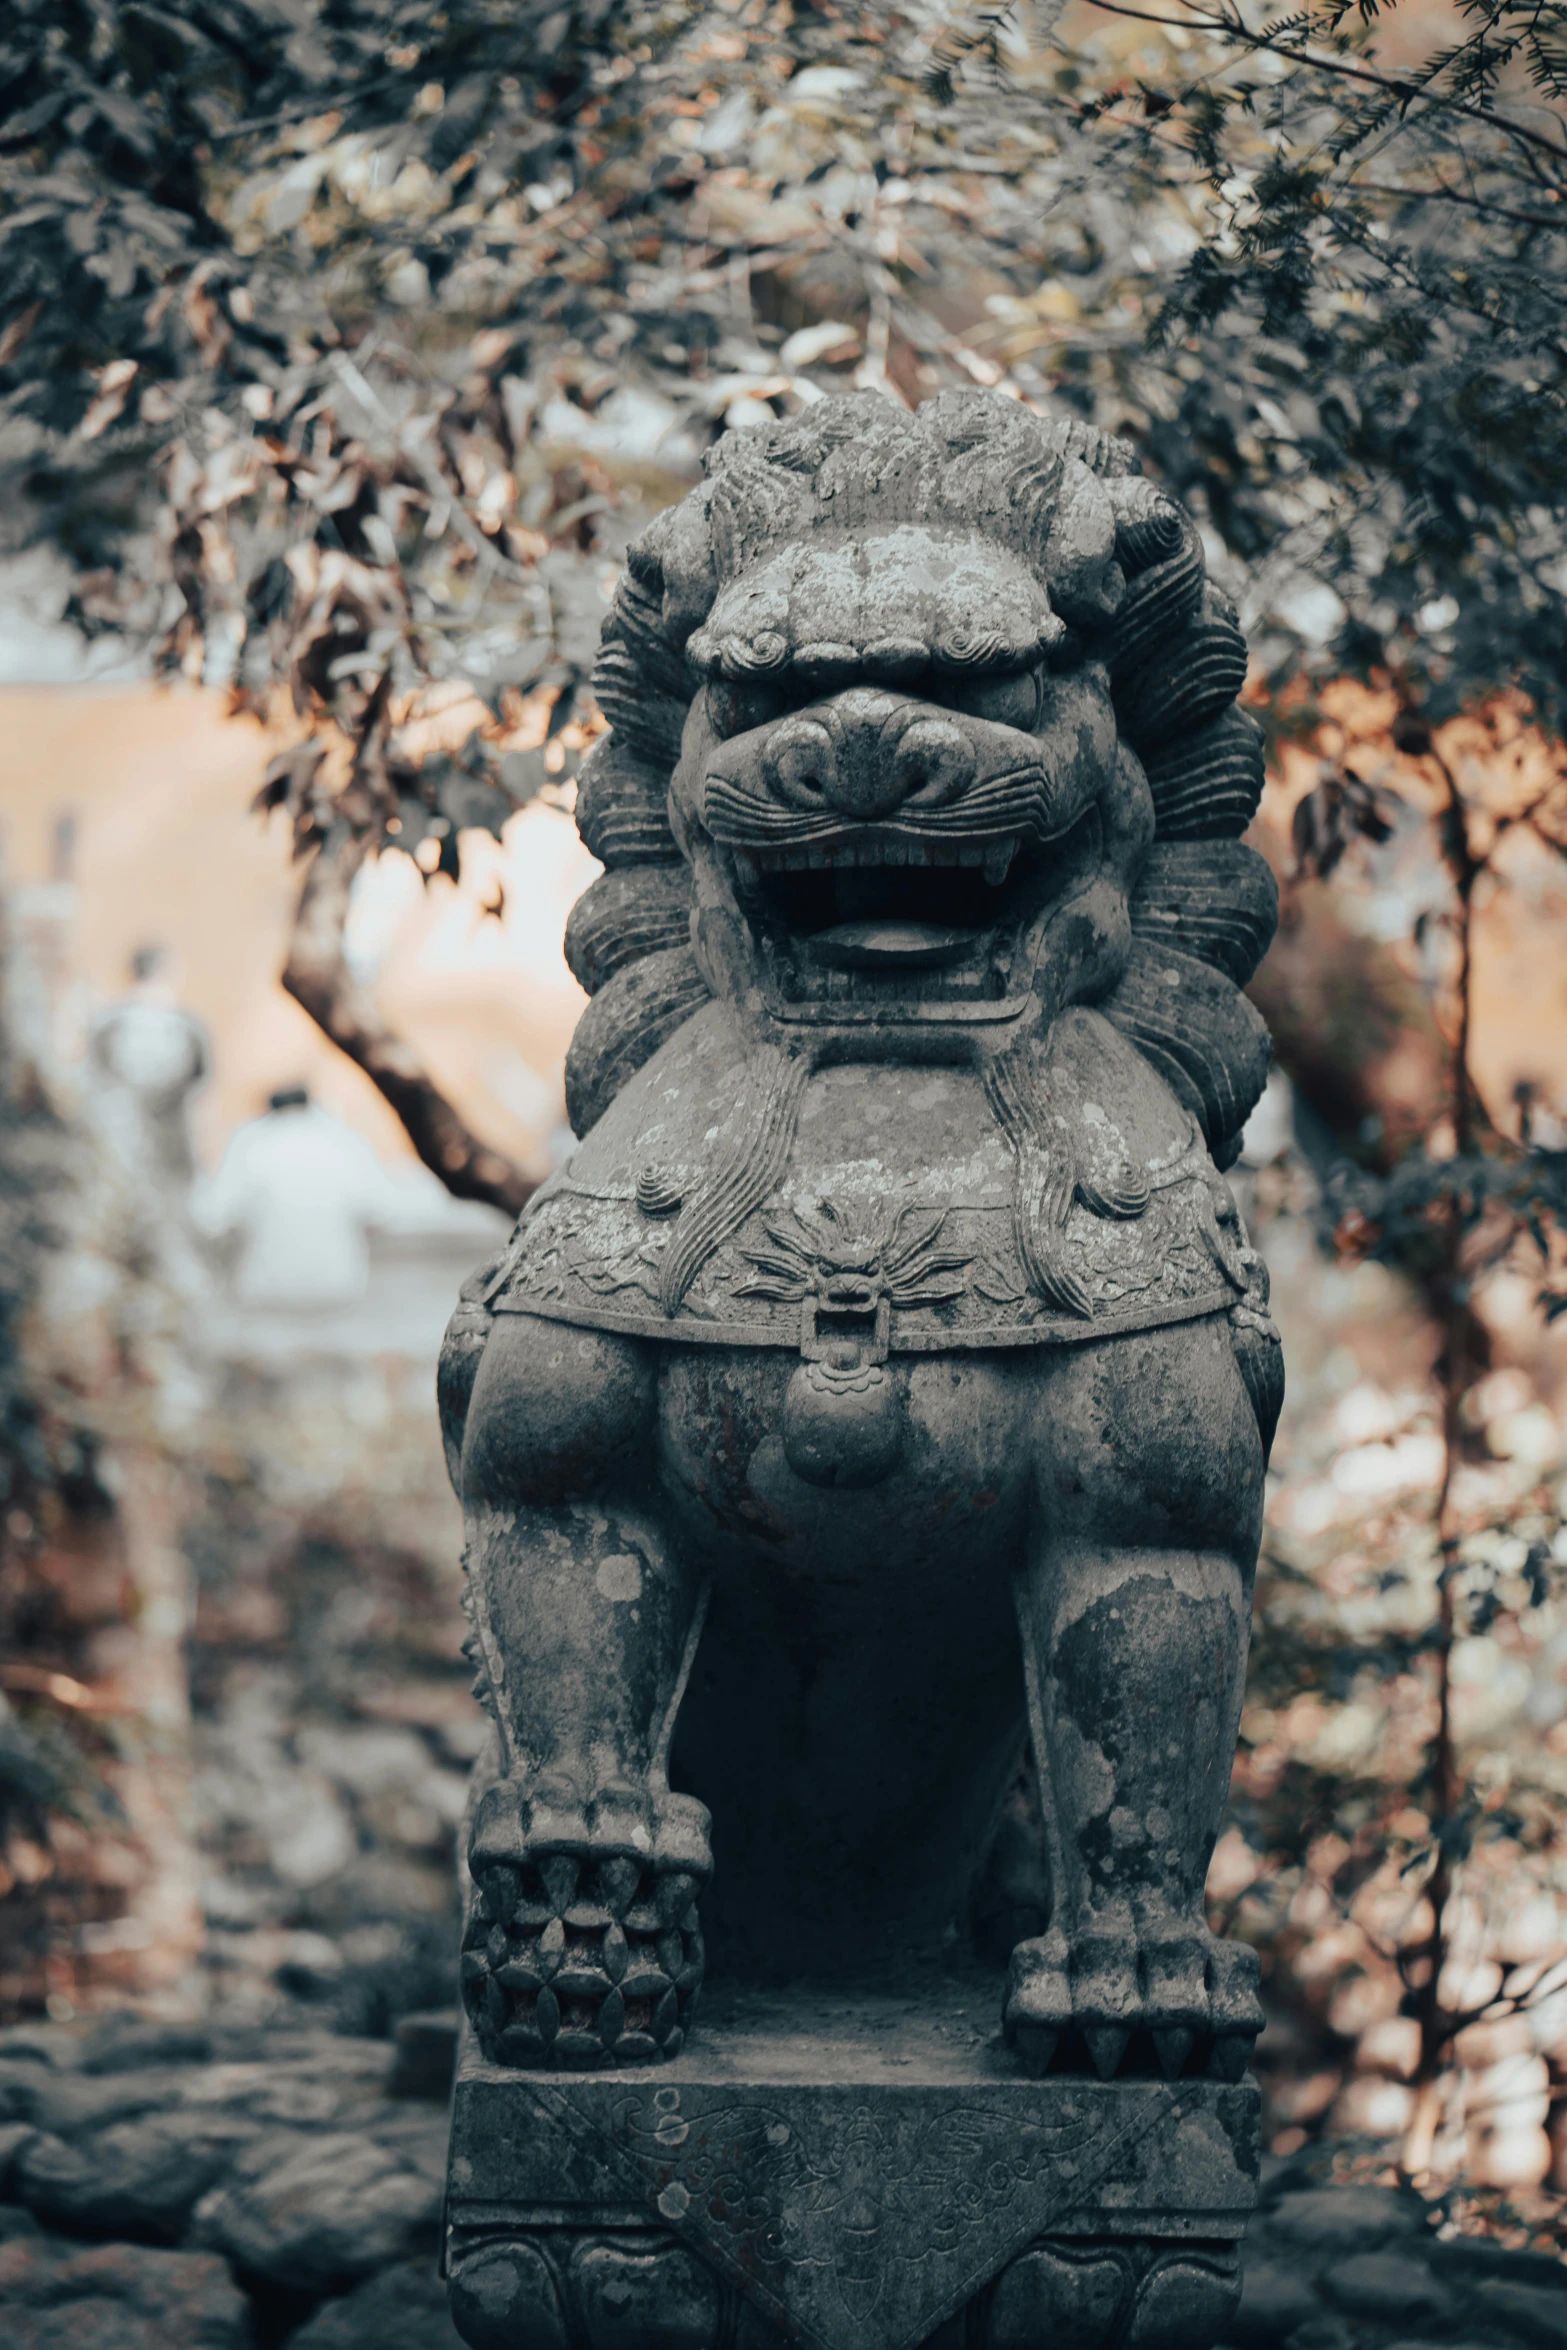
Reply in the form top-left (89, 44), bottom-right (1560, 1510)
top-left (732, 852), bottom-right (758, 889)
top-left (737, 833), bottom-right (1012, 874)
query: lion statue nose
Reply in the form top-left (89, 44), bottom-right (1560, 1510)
top-left (760, 690), bottom-right (975, 822)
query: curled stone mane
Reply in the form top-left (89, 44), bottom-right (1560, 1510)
top-left (565, 390), bottom-right (1273, 1165)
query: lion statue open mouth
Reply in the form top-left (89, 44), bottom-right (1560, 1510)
top-left (440, 392), bottom-right (1282, 2105)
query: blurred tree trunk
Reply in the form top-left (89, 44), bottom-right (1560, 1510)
top-left (283, 830), bottom-right (532, 1219)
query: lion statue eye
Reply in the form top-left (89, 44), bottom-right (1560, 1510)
top-left (707, 678), bottom-right (790, 740)
top-left (945, 667), bottom-right (1045, 732)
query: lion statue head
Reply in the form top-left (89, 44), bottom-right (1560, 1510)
top-left (564, 391), bottom-right (1275, 1169)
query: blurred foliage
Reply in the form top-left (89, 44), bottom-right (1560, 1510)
top-left (1, 0), bottom-right (1563, 805)
top-left (0, 913), bottom-right (144, 2016)
top-left (1225, 703), bottom-right (1567, 2176)
top-left (0, 926), bottom-right (84, 1855)
top-left (1, 0), bottom-right (1563, 1195)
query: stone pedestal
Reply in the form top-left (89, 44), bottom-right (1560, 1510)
top-left (444, 1981), bottom-right (1259, 2350)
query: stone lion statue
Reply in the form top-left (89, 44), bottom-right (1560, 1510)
top-left (439, 390), bottom-right (1282, 2087)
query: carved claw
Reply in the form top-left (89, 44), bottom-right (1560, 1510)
top-left (1209, 2033), bottom-right (1252, 2083)
top-left (1003, 1924), bottom-right (1262, 2082)
top-left (1083, 2026), bottom-right (1132, 2080)
top-left (1207, 1937), bottom-right (1265, 2082)
top-left (1071, 1929), bottom-right (1142, 2081)
top-left (1009, 2024), bottom-right (1059, 2078)
top-left (1003, 1926), bottom-right (1071, 2076)
top-left (1151, 2025), bottom-right (1197, 2079)
top-left (463, 1770), bottom-right (712, 2070)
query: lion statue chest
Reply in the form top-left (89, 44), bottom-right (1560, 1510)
top-left (486, 1000), bottom-right (1257, 1515)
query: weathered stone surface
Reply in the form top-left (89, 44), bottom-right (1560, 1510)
top-left (439, 391), bottom-right (1287, 2347)
top-left (292, 2256), bottom-right (467, 2349)
top-left (0, 2221), bottom-right (248, 2350)
top-left (5, 2065), bottom-right (183, 2139)
top-left (78, 2021), bottom-right (215, 2075)
top-left (1225, 2253), bottom-right (1319, 2345)
top-left (1320, 2252), bottom-right (1448, 2326)
top-left (449, 2238), bottom-right (573, 2350)
top-left (1211, 2168), bottom-right (1567, 2350)
top-left (16, 2110), bottom-right (257, 2239)
top-left (1475, 2276), bottom-right (1567, 2347)
top-left (194, 2126), bottom-right (442, 2292)
top-left (0, 2121), bottom-right (37, 2190)
top-left (0, 2022), bottom-right (1559, 2350)
top-left (448, 1987), bottom-right (1259, 2350)
top-left (445, 391), bottom-right (1281, 2078)
top-left (1428, 2235), bottom-right (1567, 2291)
top-left (1265, 2186), bottom-right (1428, 2251)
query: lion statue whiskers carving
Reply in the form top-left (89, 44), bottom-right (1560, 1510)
top-left (439, 390), bottom-right (1282, 2088)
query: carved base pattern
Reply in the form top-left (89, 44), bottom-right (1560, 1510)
top-left (987, 2237), bottom-right (1239, 2349)
top-left (446, 2225), bottom-right (1241, 2350)
top-left (444, 1998), bottom-right (1258, 2350)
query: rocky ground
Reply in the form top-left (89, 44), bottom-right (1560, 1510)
top-left (3, 2009), bottom-right (1566, 2350)
top-left (0, 2010), bottom-right (461, 2348)
top-left (1224, 2158), bottom-right (1567, 2347)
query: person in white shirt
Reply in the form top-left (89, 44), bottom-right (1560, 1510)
top-left (192, 1085), bottom-right (410, 1311)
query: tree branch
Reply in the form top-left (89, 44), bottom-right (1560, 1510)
top-left (1077, 0), bottom-right (1567, 169)
top-left (1347, 175), bottom-right (1567, 230)
top-left (282, 831), bottom-right (533, 1218)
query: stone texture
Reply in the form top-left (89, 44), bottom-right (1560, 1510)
top-left (78, 2022), bottom-right (215, 2075)
top-left (16, 2110), bottom-right (258, 2239)
top-left (0, 2121), bottom-right (37, 2190)
top-left (0, 2026), bottom-right (477, 2349)
top-left (0, 2021), bottom-right (1560, 2350)
top-left (194, 2125), bottom-right (442, 2293)
top-left (291, 2256), bottom-right (467, 2349)
top-left (0, 2217), bottom-right (248, 2350)
top-left (438, 392), bottom-right (1289, 2347)
top-left (1266, 2185), bottom-right (1429, 2252)
top-left (446, 1987), bottom-right (1259, 2350)
top-left (1215, 2162), bottom-right (1567, 2350)
top-left (0, 2063), bottom-right (180, 2137)
top-left (1320, 2252), bottom-right (1448, 2327)
top-left (1475, 2277), bottom-right (1567, 2347)
top-left (444, 391), bottom-right (1282, 2090)
top-left (1226, 2254), bottom-right (1319, 2345)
